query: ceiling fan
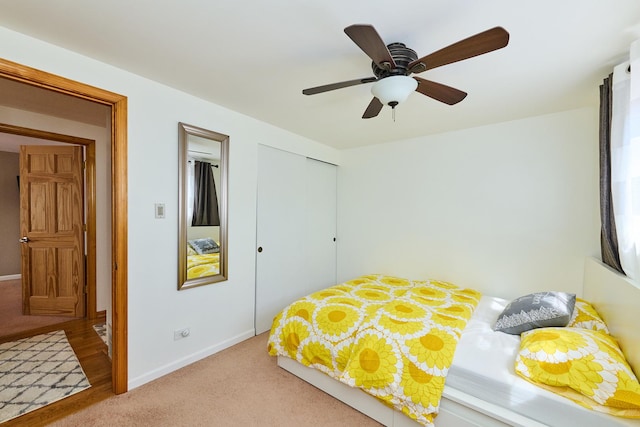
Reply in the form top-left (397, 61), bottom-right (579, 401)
top-left (302, 24), bottom-right (509, 119)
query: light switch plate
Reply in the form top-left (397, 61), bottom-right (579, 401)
top-left (155, 203), bottom-right (165, 219)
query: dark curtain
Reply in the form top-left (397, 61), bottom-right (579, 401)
top-left (192, 160), bottom-right (220, 226)
top-left (599, 74), bottom-right (624, 273)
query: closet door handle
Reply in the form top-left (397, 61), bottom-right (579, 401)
top-left (19, 236), bottom-right (29, 243)
top-left (257, 246), bottom-right (263, 253)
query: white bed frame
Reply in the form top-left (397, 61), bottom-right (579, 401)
top-left (277, 257), bottom-right (640, 427)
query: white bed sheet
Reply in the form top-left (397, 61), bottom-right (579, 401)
top-left (446, 296), bottom-right (639, 427)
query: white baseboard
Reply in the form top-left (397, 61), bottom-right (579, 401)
top-left (127, 329), bottom-right (255, 390)
top-left (0, 274), bottom-right (21, 281)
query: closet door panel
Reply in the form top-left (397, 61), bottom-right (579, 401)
top-left (255, 146), bottom-right (337, 335)
top-left (304, 158), bottom-right (337, 293)
top-left (255, 146), bottom-right (307, 333)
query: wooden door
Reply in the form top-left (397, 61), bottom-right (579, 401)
top-left (255, 145), bottom-right (337, 334)
top-left (19, 145), bottom-right (85, 317)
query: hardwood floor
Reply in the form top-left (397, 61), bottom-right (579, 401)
top-left (1, 316), bottom-right (113, 426)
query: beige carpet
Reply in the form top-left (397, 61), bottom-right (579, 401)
top-left (0, 330), bottom-right (91, 423)
top-left (0, 280), bottom-right (72, 338)
top-left (50, 333), bottom-right (382, 426)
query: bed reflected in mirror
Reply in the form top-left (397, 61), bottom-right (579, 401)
top-left (178, 122), bottom-right (228, 290)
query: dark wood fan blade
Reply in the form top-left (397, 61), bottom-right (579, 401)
top-left (362, 97), bottom-right (383, 119)
top-left (409, 27), bottom-right (509, 72)
top-left (302, 77), bottom-right (377, 95)
top-left (344, 24), bottom-right (396, 69)
top-left (414, 77), bottom-right (467, 105)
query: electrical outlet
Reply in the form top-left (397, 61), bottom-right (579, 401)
top-left (173, 327), bottom-right (190, 340)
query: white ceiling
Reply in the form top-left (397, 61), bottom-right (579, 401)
top-left (1, 1), bottom-right (639, 149)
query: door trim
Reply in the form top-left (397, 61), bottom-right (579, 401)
top-left (0, 58), bottom-right (129, 394)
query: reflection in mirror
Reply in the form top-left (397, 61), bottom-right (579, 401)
top-left (178, 122), bottom-right (228, 290)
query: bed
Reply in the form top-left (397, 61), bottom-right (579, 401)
top-left (186, 238), bottom-right (220, 279)
top-left (186, 253), bottom-right (220, 279)
top-left (268, 258), bottom-right (640, 426)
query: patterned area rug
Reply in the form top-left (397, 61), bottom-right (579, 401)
top-left (92, 323), bottom-right (107, 346)
top-left (0, 330), bottom-right (91, 423)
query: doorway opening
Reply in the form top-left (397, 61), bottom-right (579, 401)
top-left (0, 57), bottom-right (128, 394)
top-left (1, 126), bottom-right (98, 339)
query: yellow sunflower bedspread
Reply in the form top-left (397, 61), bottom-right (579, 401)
top-left (267, 274), bottom-right (482, 426)
top-left (187, 253), bottom-right (220, 279)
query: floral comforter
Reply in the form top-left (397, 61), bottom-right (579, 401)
top-left (186, 253), bottom-right (219, 279)
top-left (267, 274), bottom-right (481, 426)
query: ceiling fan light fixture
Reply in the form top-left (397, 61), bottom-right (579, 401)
top-left (371, 76), bottom-right (417, 108)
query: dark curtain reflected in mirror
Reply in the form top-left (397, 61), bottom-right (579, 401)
top-left (192, 160), bottom-right (220, 227)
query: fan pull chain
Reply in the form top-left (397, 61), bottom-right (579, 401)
top-left (392, 107), bottom-right (396, 122)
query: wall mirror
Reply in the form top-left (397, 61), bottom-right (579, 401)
top-left (178, 122), bottom-right (228, 290)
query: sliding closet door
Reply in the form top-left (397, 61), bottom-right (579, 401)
top-left (255, 146), bottom-right (306, 334)
top-left (304, 157), bottom-right (337, 291)
top-left (255, 145), bottom-right (337, 334)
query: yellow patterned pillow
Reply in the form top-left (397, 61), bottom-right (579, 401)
top-left (567, 298), bottom-right (609, 334)
top-left (515, 327), bottom-right (640, 418)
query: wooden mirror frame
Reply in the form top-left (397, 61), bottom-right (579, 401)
top-left (178, 122), bottom-right (229, 290)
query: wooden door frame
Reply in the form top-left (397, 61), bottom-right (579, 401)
top-left (0, 58), bottom-right (129, 394)
top-left (8, 126), bottom-right (96, 317)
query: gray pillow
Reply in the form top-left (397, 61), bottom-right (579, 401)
top-left (494, 291), bottom-right (576, 335)
top-left (188, 238), bottom-right (219, 254)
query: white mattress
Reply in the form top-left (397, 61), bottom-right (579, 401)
top-left (446, 296), bottom-right (640, 427)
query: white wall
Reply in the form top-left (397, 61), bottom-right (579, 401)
top-left (337, 107), bottom-right (600, 300)
top-left (0, 26), bottom-right (340, 389)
